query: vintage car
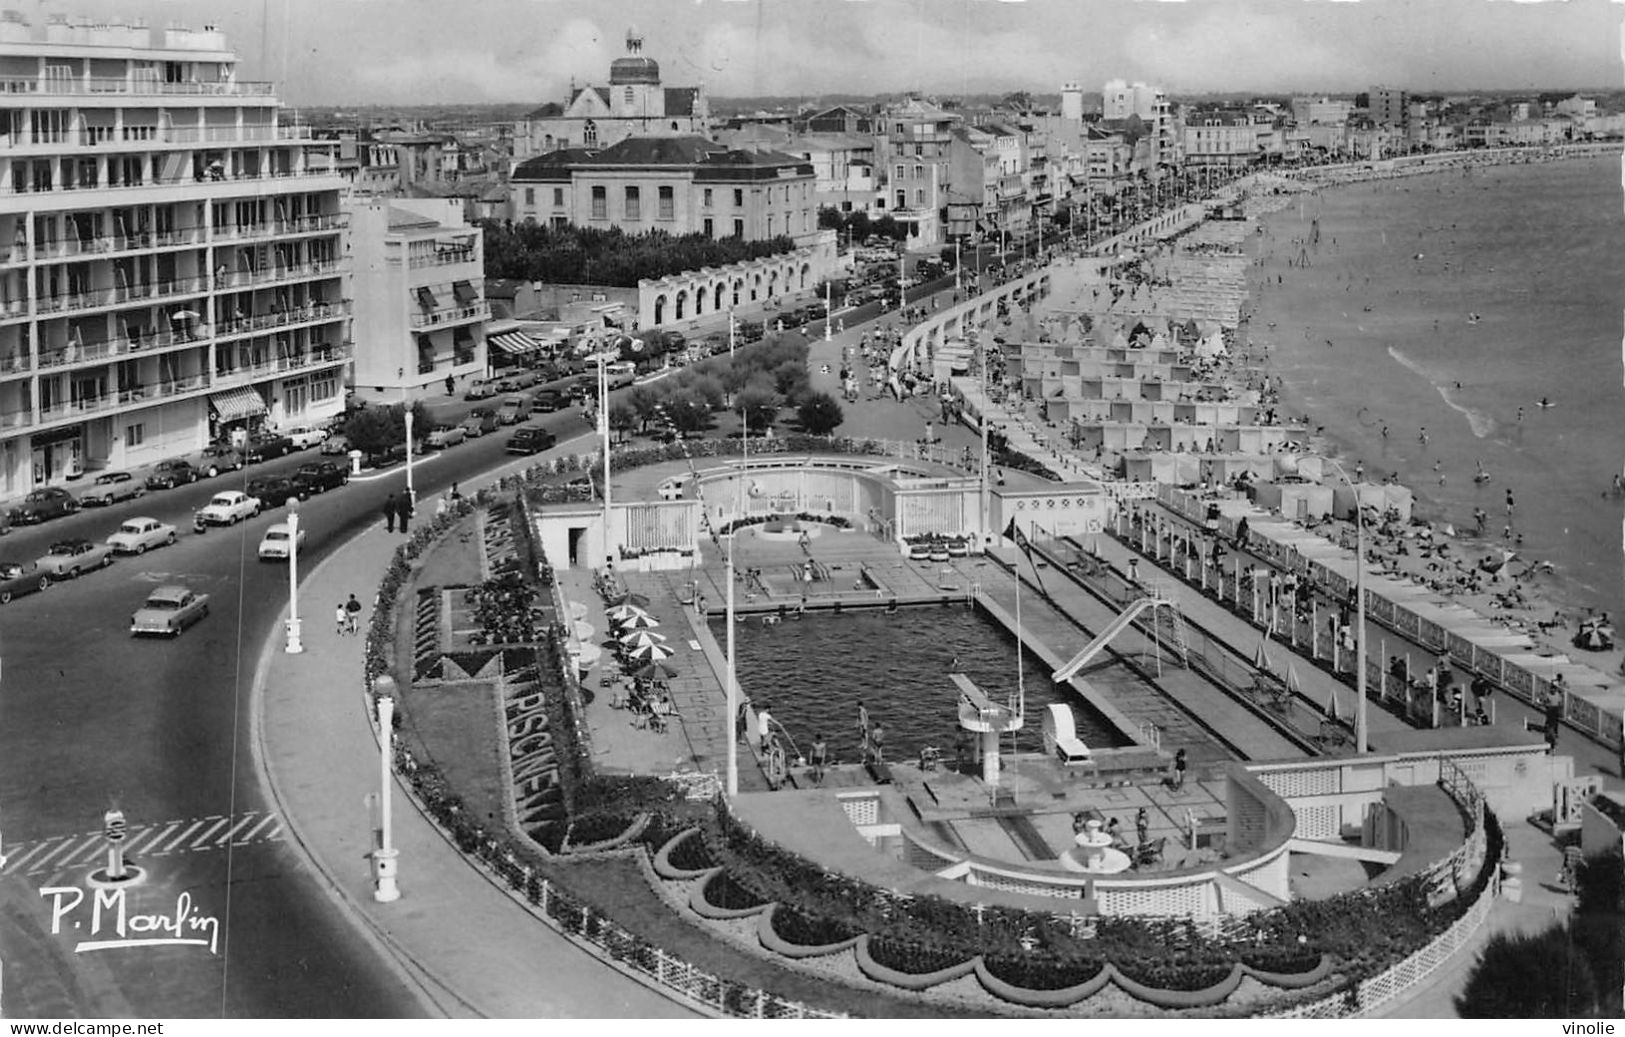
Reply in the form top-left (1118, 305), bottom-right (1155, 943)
top-left (426, 425), bottom-right (467, 449)
top-left (78, 471), bottom-right (146, 506)
top-left (246, 475), bottom-right (300, 506)
top-left (197, 490), bottom-right (262, 525)
top-left (145, 459), bottom-right (198, 490)
top-left (196, 443), bottom-right (245, 479)
top-left (459, 408), bottom-right (498, 437)
top-left (243, 434), bottom-right (295, 464)
top-left (130, 584), bottom-right (210, 636)
top-left (0, 560), bottom-right (52, 603)
top-left (36, 538), bottom-right (114, 578)
top-left (8, 486), bottom-right (80, 525)
top-left (256, 521), bottom-right (307, 561)
top-left (283, 426), bottom-right (330, 450)
top-left (506, 425), bottom-right (557, 455)
top-left (106, 517), bottom-right (178, 555)
top-left (292, 462), bottom-right (348, 495)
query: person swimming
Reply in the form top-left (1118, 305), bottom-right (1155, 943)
top-left (1537, 396), bottom-right (1555, 409)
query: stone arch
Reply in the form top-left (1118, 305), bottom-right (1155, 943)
top-left (654, 294), bottom-right (667, 325)
top-left (750, 273), bottom-right (761, 302)
top-left (800, 262), bottom-right (811, 289)
top-left (733, 279), bottom-right (744, 307)
top-left (714, 282), bottom-right (726, 311)
top-left (693, 283), bottom-right (705, 316)
top-left (767, 269), bottom-right (779, 297)
top-left (674, 289), bottom-right (688, 321)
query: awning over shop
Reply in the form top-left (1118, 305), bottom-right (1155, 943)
top-left (209, 387), bottom-right (268, 423)
top-left (488, 331), bottom-right (540, 355)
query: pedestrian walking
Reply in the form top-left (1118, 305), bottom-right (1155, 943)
top-left (1172, 748), bottom-right (1188, 790)
top-left (345, 593), bottom-right (363, 635)
top-left (1135, 806), bottom-right (1149, 846)
top-left (756, 703), bottom-right (773, 747)
top-left (444, 374), bottom-right (455, 396)
top-left (382, 492), bottom-right (397, 533)
top-left (450, 481), bottom-right (463, 502)
top-left (870, 721), bottom-right (886, 766)
top-left (809, 734), bottom-right (828, 786)
top-left (335, 602), bottom-right (347, 636)
top-left (398, 494), bottom-right (414, 533)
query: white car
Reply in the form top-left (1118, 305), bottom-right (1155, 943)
top-left (427, 425), bottom-right (466, 448)
top-left (106, 516), bottom-right (177, 555)
top-left (283, 426), bottom-right (330, 450)
top-left (256, 521), bottom-right (307, 561)
top-left (198, 490), bottom-right (262, 526)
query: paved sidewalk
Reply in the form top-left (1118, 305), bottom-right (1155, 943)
top-left (253, 452), bottom-right (693, 1019)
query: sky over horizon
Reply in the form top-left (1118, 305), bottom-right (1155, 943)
top-left (39, 0), bottom-right (1625, 106)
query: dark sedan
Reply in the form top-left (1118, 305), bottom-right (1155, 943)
top-left (0, 560), bottom-right (51, 603)
top-left (8, 487), bottom-right (79, 525)
top-left (244, 435), bottom-right (294, 464)
top-left (245, 475), bottom-right (300, 507)
top-left (292, 461), bottom-right (348, 496)
top-left (145, 459), bottom-right (197, 490)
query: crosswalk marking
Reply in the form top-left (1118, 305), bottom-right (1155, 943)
top-left (1, 811), bottom-right (286, 877)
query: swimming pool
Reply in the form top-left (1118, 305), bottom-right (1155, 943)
top-left (716, 602), bottom-right (1133, 765)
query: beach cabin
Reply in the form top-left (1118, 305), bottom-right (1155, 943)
top-left (1252, 480), bottom-right (1336, 521)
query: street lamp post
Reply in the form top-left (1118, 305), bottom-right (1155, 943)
top-left (726, 411), bottom-right (748, 797)
top-left (728, 307), bottom-right (736, 359)
top-left (373, 693), bottom-right (401, 902)
top-left (1325, 459), bottom-right (1368, 753)
top-left (597, 349), bottom-right (613, 566)
top-left (284, 499), bottom-right (303, 654)
top-left (397, 369), bottom-right (415, 507)
top-left (824, 279), bottom-right (833, 342)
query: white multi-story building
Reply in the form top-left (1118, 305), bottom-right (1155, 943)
top-left (346, 197), bottom-right (488, 402)
top-left (1102, 79), bottom-right (1177, 167)
top-left (0, 14), bottom-right (349, 495)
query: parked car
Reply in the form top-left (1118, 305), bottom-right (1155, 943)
top-left (35, 538), bottom-right (115, 578)
top-left (291, 462), bottom-right (347, 496)
top-left (106, 516), bottom-right (178, 555)
top-left (496, 396), bottom-right (527, 425)
top-left (283, 426), bottom-right (329, 450)
top-left (319, 433), bottom-right (352, 457)
top-left (363, 443), bottom-right (410, 470)
top-left (529, 390), bottom-right (566, 413)
top-left (246, 475), bottom-right (300, 506)
top-left (506, 425), bottom-right (557, 455)
top-left (78, 471), bottom-right (146, 507)
top-left (737, 320), bottom-right (764, 343)
top-left (701, 332), bottom-right (728, 355)
top-left (256, 521), bottom-right (307, 562)
top-left (145, 460), bottom-right (196, 491)
top-left (243, 434), bottom-right (294, 464)
top-left (198, 490), bottom-right (263, 525)
top-left (604, 361), bottom-right (637, 388)
top-left (0, 560), bottom-right (50, 604)
top-left (195, 443), bottom-right (246, 479)
top-left (496, 369), bottom-right (539, 392)
top-left (130, 584), bottom-right (209, 636)
top-left (426, 425), bottom-right (467, 449)
top-left (8, 487), bottom-right (79, 525)
top-left (459, 408), bottom-right (498, 437)
top-left (464, 378), bottom-right (498, 401)
top-left (803, 299), bottom-right (829, 320)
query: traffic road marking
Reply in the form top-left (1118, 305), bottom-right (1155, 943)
top-left (1, 811), bottom-right (286, 876)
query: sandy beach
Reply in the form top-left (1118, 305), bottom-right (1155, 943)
top-left (1241, 156), bottom-right (1625, 627)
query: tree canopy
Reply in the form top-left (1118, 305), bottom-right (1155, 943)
top-left (479, 220), bottom-right (796, 288)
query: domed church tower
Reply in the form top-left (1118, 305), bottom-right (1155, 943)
top-left (610, 27), bottom-right (664, 119)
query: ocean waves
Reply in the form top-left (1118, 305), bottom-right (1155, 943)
top-left (1386, 345), bottom-right (1497, 438)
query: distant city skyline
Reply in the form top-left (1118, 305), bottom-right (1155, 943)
top-left (43, 0), bottom-right (1623, 106)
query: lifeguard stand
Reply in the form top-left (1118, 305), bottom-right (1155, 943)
top-left (952, 673), bottom-right (1024, 788)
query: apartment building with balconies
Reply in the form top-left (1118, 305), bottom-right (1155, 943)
top-left (347, 196), bottom-right (488, 402)
top-left (0, 14), bottom-right (349, 495)
top-left (875, 98), bottom-right (958, 247)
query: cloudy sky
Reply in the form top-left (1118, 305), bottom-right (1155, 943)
top-left (46, 0), bottom-right (1625, 105)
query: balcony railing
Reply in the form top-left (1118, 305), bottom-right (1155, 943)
top-left (31, 274), bottom-right (211, 318)
top-left (410, 303), bottom-right (489, 329)
top-left (215, 259), bottom-right (343, 291)
top-left (215, 302), bottom-right (350, 339)
top-left (0, 77), bottom-right (276, 98)
top-left (407, 248), bottom-right (478, 269)
top-left (211, 212), bottom-right (348, 244)
top-left (7, 165), bottom-right (339, 196)
top-left (212, 343), bottom-right (352, 387)
top-left (32, 226), bottom-right (206, 259)
top-left (0, 124), bottom-right (316, 151)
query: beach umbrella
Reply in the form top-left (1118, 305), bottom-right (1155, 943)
top-left (608, 592), bottom-right (651, 610)
top-left (565, 601), bottom-right (590, 620)
top-left (570, 620), bottom-right (595, 642)
top-left (619, 629), bottom-right (668, 649)
top-left (616, 611), bottom-right (661, 631)
top-left (628, 641), bottom-right (675, 662)
top-left (607, 602), bottom-right (650, 622)
top-left (633, 661), bottom-right (679, 680)
top-left (1252, 636), bottom-right (1272, 674)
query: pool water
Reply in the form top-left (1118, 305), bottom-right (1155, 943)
top-left (716, 603), bottom-right (1131, 766)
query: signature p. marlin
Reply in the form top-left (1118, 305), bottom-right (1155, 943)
top-left (40, 886), bottom-right (220, 955)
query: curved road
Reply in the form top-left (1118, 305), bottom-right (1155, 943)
top-left (0, 411), bottom-right (587, 1017)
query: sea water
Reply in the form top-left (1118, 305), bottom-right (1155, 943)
top-left (1247, 155), bottom-right (1625, 620)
